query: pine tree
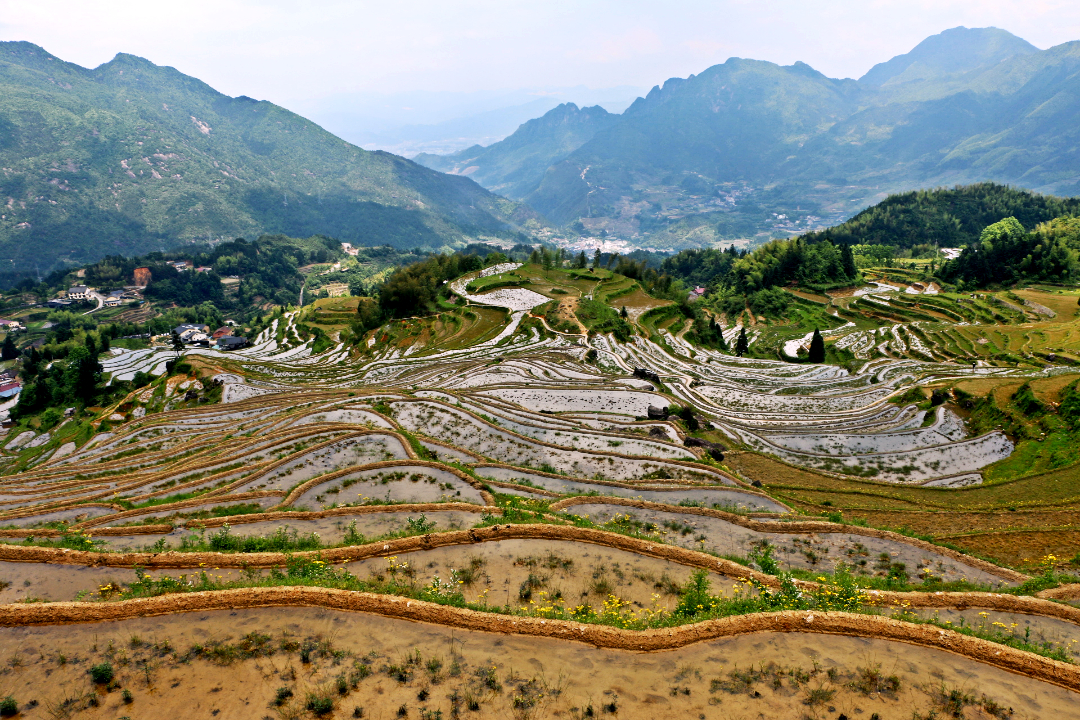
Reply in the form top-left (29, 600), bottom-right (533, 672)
top-left (593, 248), bottom-right (602, 268)
top-left (24, 347), bottom-right (40, 377)
top-left (841, 243), bottom-right (857, 279)
top-left (808, 328), bottom-right (825, 363)
top-left (735, 327), bottom-right (748, 357)
top-left (0, 334), bottom-right (16, 361)
top-left (716, 323), bottom-right (729, 352)
top-left (170, 331), bottom-right (185, 359)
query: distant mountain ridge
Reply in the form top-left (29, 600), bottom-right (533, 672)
top-left (414, 103), bottom-right (618, 200)
top-left (859, 26), bottom-right (1039, 86)
top-left (417, 27), bottom-right (1080, 249)
top-left (0, 42), bottom-right (536, 286)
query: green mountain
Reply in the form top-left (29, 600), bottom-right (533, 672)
top-left (0, 42), bottom-right (537, 287)
top-left (859, 26), bottom-right (1038, 87)
top-left (413, 103), bottom-right (617, 199)
top-left (525, 59), bottom-right (861, 229)
top-left (419, 27), bottom-right (1080, 250)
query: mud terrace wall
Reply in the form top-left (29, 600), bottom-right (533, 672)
top-left (1, 588), bottom-right (1078, 693)
top-left (0, 523), bottom-right (1067, 626)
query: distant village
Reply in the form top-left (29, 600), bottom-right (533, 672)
top-left (0, 261), bottom-right (250, 416)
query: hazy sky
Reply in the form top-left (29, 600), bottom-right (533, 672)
top-left (3, 0), bottom-right (1080, 108)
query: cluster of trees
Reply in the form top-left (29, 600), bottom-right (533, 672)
top-left (940, 216), bottom-right (1080, 287)
top-left (574, 298), bottom-right (633, 342)
top-left (728, 237), bottom-right (856, 293)
top-left (658, 238), bottom-right (858, 320)
top-left (802, 184), bottom-right (1080, 250)
top-left (10, 302), bottom-right (251, 423)
top-left (377, 251), bottom-right (510, 320)
top-left (685, 308), bottom-right (728, 352)
top-left (13, 336), bottom-right (103, 421)
top-left (660, 246), bottom-right (744, 287)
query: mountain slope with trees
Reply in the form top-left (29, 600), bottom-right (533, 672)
top-left (0, 42), bottom-right (539, 287)
top-left (801, 184), bottom-right (1080, 249)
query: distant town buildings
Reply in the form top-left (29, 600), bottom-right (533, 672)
top-left (0, 381), bottom-right (21, 399)
top-left (169, 260), bottom-right (193, 272)
top-left (67, 285), bottom-right (91, 300)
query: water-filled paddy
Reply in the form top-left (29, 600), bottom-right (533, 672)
top-left (475, 466), bottom-right (784, 512)
top-left (289, 466), bottom-right (486, 509)
top-left (566, 502), bottom-right (1014, 585)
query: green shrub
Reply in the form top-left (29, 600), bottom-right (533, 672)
top-left (306, 693), bottom-right (334, 715)
top-left (0, 696), bottom-right (17, 717)
top-left (90, 662), bottom-right (114, 684)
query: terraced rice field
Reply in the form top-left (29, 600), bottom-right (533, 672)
top-left (2, 271), bottom-right (1079, 717)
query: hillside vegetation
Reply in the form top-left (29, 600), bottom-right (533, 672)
top-left (0, 42), bottom-right (538, 287)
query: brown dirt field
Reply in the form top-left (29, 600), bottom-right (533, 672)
top-left (948, 373), bottom-right (1080, 407)
top-left (1014, 289), bottom-right (1080, 318)
top-left (1, 590), bottom-right (1078, 694)
top-left (849, 508), bottom-right (1080, 536)
top-left (615, 288), bottom-right (672, 322)
top-left (786, 288), bottom-right (831, 304)
top-left (935, 530), bottom-right (1080, 569)
top-left (725, 452), bottom-right (1080, 567)
top-left (2, 607), bottom-right (1076, 720)
top-left (554, 296), bottom-right (586, 333)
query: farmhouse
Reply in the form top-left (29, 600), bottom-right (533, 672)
top-left (216, 335), bottom-right (248, 350)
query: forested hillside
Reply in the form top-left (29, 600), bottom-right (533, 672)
top-left (0, 42), bottom-right (539, 287)
top-left (802, 184), bottom-right (1080, 249)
